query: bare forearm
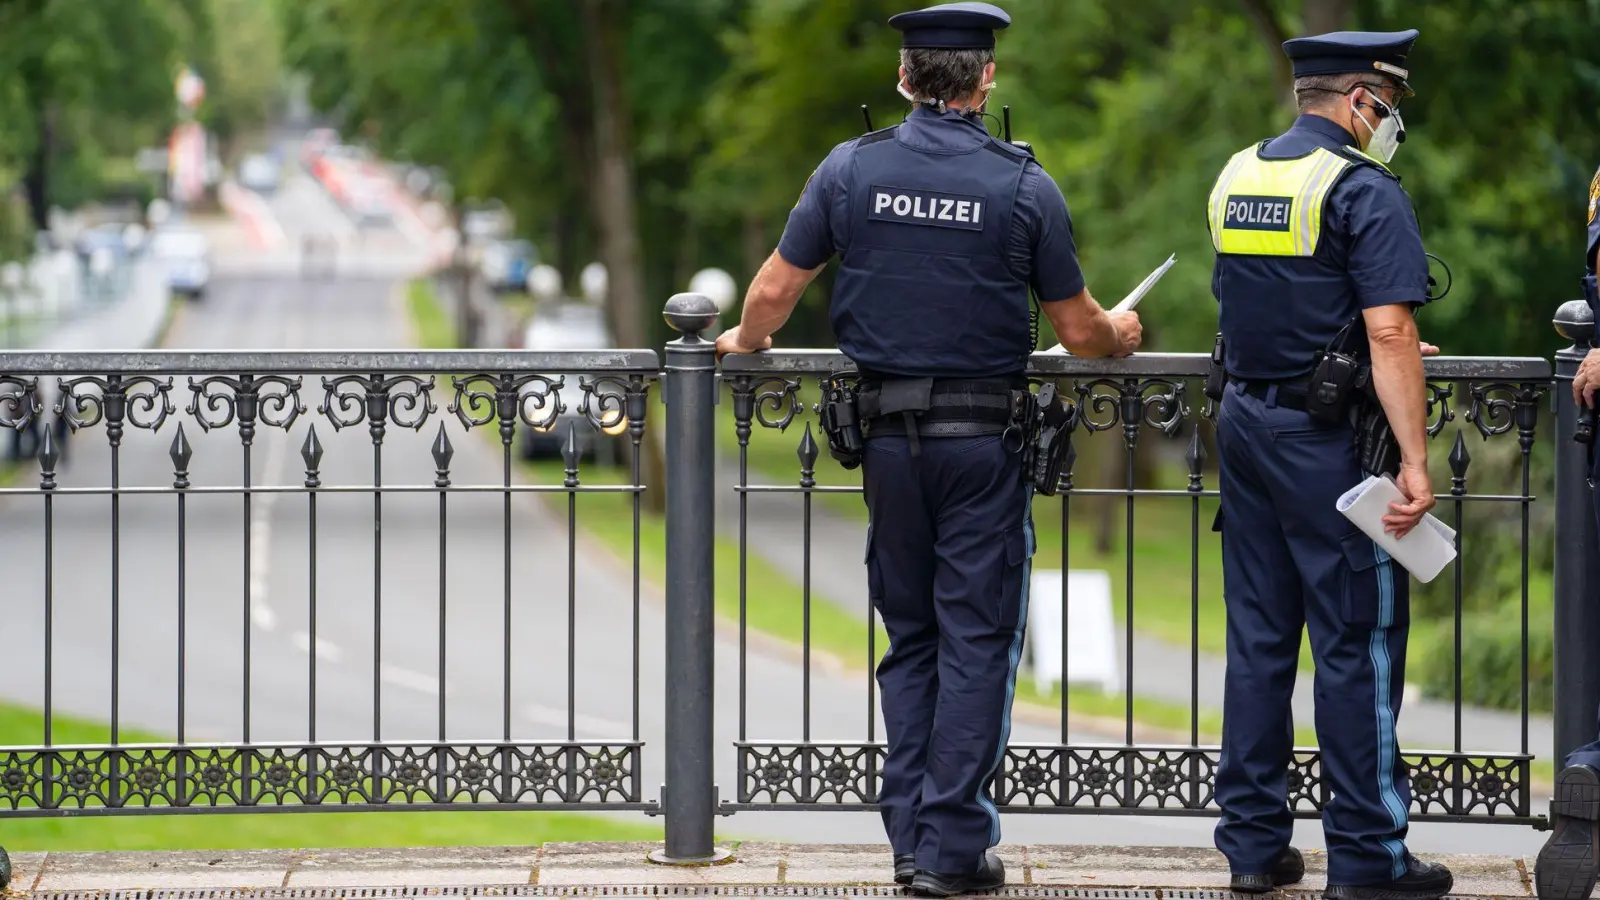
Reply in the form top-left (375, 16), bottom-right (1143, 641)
top-left (1044, 289), bottom-right (1122, 357)
top-left (1369, 330), bottom-right (1428, 468)
top-left (737, 287), bottom-right (793, 345)
top-left (736, 252), bottom-right (817, 344)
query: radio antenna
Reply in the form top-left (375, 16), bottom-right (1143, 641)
top-left (1002, 105), bottom-right (1012, 143)
top-left (861, 104), bottom-right (874, 132)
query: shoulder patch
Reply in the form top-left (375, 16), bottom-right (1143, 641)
top-left (1587, 167), bottom-right (1599, 224)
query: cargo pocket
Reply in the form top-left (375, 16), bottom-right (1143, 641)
top-left (1338, 530), bottom-right (1409, 628)
top-left (997, 524), bottom-right (1036, 629)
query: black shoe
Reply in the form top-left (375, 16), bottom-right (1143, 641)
top-left (1325, 855), bottom-right (1453, 900)
top-left (1231, 846), bottom-right (1305, 893)
top-left (910, 850), bottom-right (1005, 897)
top-left (1537, 764), bottom-right (1600, 900)
top-left (894, 853), bottom-right (915, 886)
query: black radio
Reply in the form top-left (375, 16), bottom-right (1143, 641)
top-left (1204, 333), bottom-right (1227, 402)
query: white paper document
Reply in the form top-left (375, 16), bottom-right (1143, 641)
top-left (1046, 254), bottom-right (1175, 353)
top-left (1335, 474), bottom-right (1458, 584)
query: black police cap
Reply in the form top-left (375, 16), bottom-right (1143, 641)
top-left (889, 2), bottom-right (1011, 50)
top-left (1282, 29), bottom-right (1418, 97)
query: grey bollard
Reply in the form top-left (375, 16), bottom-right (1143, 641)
top-left (1552, 298), bottom-right (1600, 787)
top-left (650, 292), bottom-right (731, 865)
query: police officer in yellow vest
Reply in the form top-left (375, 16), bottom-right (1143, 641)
top-left (1205, 30), bottom-right (1453, 900)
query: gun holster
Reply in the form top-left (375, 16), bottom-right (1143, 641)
top-left (817, 375), bottom-right (865, 469)
top-left (1355, 397), bottom-right (1402, 479)
top-left (1026, 382), bottom-right (1079, 496)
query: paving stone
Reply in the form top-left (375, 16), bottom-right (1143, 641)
top-left (536, 842), bottom-right (782, 885)
top-left (780, 844), bottom-right (895, 885)
top-left (4, 852), bottom-right (48, 893)
top-left (1026, 845), bottom-right (1246, 888)
top-left (32, 850), bottom-right (293, 891)
top-left (286, 846), bottom-right (539, 887)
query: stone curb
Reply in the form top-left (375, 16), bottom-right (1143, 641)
top-left (1, 844), bottom-right (1537, 897)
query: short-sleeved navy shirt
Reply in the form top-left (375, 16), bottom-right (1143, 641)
top-left (776, 106), bottom-right (1087, 304)
top-left (1212, 114), bottom-right (1430, 380)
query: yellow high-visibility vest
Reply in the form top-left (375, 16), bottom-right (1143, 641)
top-left (1206, 143), bottom-right (1391, 257)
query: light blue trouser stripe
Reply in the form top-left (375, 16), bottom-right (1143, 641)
top-left (1370, 544), bottom-right (1408, 879)
top-left (977, 488), bottom-right (1034, 849)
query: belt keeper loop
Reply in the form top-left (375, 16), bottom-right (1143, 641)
top-left (903, 410), bottom-right (920, 458)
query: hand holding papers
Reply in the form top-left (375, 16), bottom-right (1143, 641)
top-left (1046, 254), bottom-right (1174, 354)
top-left (1335, 474), bottom-right (1458, 583)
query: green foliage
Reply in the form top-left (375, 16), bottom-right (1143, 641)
top-left (0, 0), bottom-right (288, 231)
top-left (1415, 602), bottom-right (1553, 714)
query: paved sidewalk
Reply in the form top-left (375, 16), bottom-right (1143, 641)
top-left (2, 843), bottom-right (1538, 897)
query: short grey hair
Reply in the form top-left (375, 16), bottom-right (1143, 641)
top-left (1292, 72), bottom-right (1387, 113)
top-left (899, 47), bottom-right (994, 106)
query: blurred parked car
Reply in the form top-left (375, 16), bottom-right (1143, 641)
top-left (151, 227), bottom-right (212, 300)
top-left (520, 303), bottom-right (627, 465)
top-left (238, 154), bottom-right (280, 194)
top-left (480, 239), bottom-right (537, 293)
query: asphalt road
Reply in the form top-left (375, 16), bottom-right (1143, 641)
top-left (0, 157), bottom-right (1551, 860)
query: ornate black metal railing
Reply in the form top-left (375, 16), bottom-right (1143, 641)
top-left (0, 350), bottom-right (658, 817)
top-left (1, 294), bottom-right (1598, 870)
top-left (719, 348), bottom-right (1555, 828)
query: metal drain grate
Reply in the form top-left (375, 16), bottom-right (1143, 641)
top-left (18, 883), bottom-right (1516, 890)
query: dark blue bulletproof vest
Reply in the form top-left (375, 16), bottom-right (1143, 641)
top-left (829, 125), bottom-right (1032, 379)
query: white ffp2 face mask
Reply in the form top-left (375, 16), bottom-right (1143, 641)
top-left (1353, 94), bottom-right (1405, 163)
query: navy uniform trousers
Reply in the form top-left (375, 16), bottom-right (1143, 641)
top-left (1560, 446), bottom-right (1600, 773)
top-left (1213, 381), bottom-right (1413, 886)
top-left (862, 432), bottom-right (1034, 875)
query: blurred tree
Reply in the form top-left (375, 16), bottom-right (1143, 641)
top-left (0, 0), bottom-right (190, 229)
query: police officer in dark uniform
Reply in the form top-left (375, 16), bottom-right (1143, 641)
top-left (1532, 167), bottom-right (1600, 900)
top-left (1205, 29), bottom-right (1454, 900)
top-left (714, 2), bottom-right (1141, 895)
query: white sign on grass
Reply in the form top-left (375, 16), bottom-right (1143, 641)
top-left (1023, 569), bottom-right (1121, 696)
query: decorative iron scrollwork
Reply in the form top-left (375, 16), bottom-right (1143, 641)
top-left (56, 375), bottom-right (175, 439)
top-left (449, 373), bottom-right (562, 439)
top-left (0, 376), bottom-right (40, 431)
top-left (741, 376), bottom-right (802, 431)
top-left (1073, 378), bottom-right (1188, 446)
top-left (1466, 382), bottom-right (1542, 442)
top-left (320, 374), bottom-right (437, 439)
top-left (186, 374), bottom-right (306, 439)
top-left (578, 375), bottom-right (635, 434)
top-left (1424, 381), bottom-right (1455, 438)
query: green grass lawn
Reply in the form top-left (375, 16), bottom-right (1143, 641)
top-left (0, 704), bottom-right (662, 852)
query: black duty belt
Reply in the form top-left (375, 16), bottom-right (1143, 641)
top-left (857, 377), bottom-right (1023, 447)
top-left (1235, 378), bottom-right (1310, 413)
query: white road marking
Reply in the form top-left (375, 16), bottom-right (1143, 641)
top-left (244, 315), bottom-right (303, 634)
top-left (291, 630), bottom-right (343, 663)
top-left (380, 664), bottom-right (443, 696)
top-left (522, 703), bottom-right (630, 737)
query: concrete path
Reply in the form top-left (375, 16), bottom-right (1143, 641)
top-left (2, 843), bottom-right (1539, 897)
